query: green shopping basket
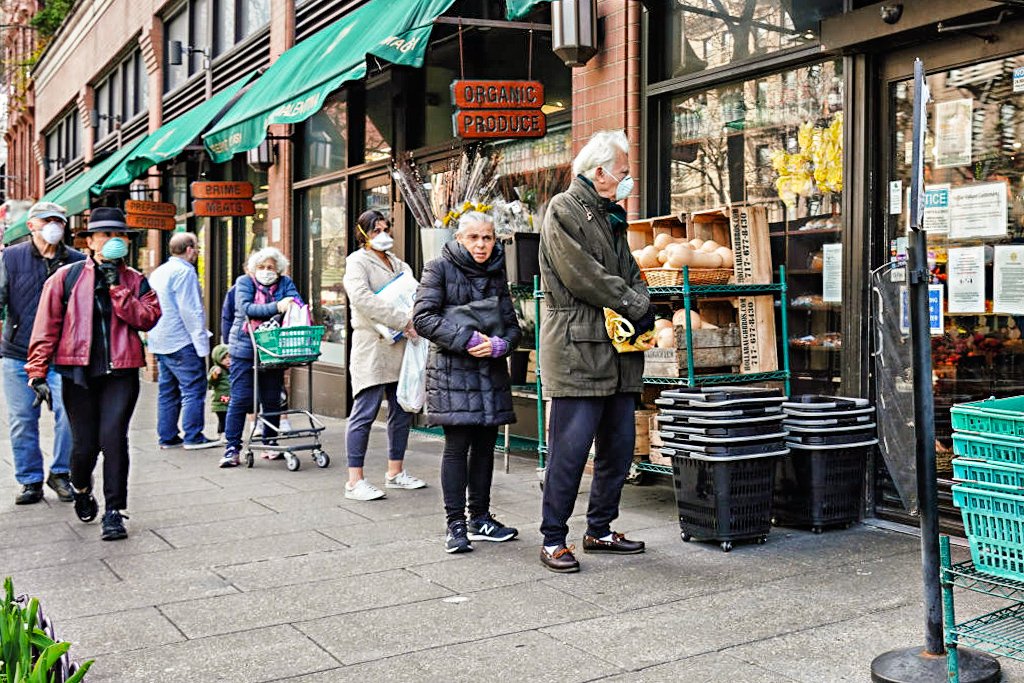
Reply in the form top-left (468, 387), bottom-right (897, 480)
top-left (252, 325), bottom-right (324, 366)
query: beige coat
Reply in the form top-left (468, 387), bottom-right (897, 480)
top-left (343, 248), bottom-right (415, 397)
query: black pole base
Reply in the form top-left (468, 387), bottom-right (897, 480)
top-left (871, 646), bottom-right (1000, 682)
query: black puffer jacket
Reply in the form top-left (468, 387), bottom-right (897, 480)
top-left (413, 241), bottom-right (522, 426)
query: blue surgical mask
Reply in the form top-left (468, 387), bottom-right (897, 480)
top-left (100, 237), bottom-right (128, 260)
top-left (605, 170), bottom-right (635, 202)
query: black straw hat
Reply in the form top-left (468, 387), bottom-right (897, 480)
top-left (79, 206), bottom-right (137, 234)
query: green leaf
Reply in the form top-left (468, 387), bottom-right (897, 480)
top-left (29, 642), bottom-right (69, 680)
top-left (64, 659), bottom-right (93, 683)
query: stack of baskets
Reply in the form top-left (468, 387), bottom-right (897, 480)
top-left (950, 396), bottom-right (1024, 581)
top-left (654, 386), bottom-right (789, 552)
top-left (773, 396), bottom-right (877, 533)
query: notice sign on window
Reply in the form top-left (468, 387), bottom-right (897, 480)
top-left (949, 182), bottom-right (1008, 240)
top-left (900, 285), bottom-right (945, 336)
top-left (946, 246), bottom-right (986, 313)
top-left (934, 98), bottom-right (973, 168)
top-left (822, 243), bottom-right (843, 303)
top-left (994, 245), bottom-right (1024, 315)
top-left (923, 184), bottom-right (950, 233)
top-left (1014, 66), bottom-right (1024, 94)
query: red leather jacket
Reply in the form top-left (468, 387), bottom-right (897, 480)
top-left (25, 259), bottom-right (161, 380)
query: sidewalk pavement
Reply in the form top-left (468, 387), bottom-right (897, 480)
top-left (1, 379), bottom-right (1022, 682)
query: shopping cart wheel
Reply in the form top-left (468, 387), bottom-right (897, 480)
top-left (245, 451), bottom-right (254, 468)
top-left (285, 452), bottom-right (301, 471)
top-left (756, 536), bottom-right (768, 544)
top-left (313, 450), bottom-right (330, 468)
top-left (681, 532), bottom-right (692, 542)
top-left (720, 541), bottom-right (733, 552)
top-left (812, 526), bottom-right (824, 535)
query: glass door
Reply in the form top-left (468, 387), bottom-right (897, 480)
top-left (876, 52), bottom-right (1024, 525)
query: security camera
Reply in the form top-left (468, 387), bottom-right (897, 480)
top-left (880, 4), bottom-right (903, 25)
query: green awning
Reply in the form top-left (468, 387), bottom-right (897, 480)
top-left (505, 0), bottom-right (548, 20)
top-left (2, 137), bottom-right (144, 245)
top-left (99, 74), bottom-right (255, 192)
top-left (203, 0), bottom-right (456, 163)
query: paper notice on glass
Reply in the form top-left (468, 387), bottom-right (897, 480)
top-left (924, 184), bottom-right (951, 233)
top-left (888, 180), bottom-right (902, 215)
top-left (899, 285), bottom-right (945, 336)
top-left (946, 246), bottom-right (986, 313)
top-left (994, 245), bottom-right (1024, 315)
top-left (822, 243), bottom-right (842, 303)
top-left (934, 98), bottom-right (973, 168)
top-left (949, 182), bottom-right (1008, 239)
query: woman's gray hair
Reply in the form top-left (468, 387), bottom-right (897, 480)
top-left (247, 247), bottom-right (289, 274)
top-left (572, 130), bottom-right (629, 179)
top-left (455, 211), bottom-right (495, 236)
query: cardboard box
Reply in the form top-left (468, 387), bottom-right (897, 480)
top-left (627, 213), bottom-right (686, 252)
top-left (634, 408), bottom-right (656, 455)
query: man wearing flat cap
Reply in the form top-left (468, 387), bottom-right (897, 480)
top-left (27, 207), bottom-right (161, 540)
top-left (0, 202), bottom-right (85, 505)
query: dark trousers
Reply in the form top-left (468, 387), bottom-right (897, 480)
top-left (224, 357), bottom-right (283, 450)
top-left (540, 393), bottom-right (636, 546)
top-left (345, 383), bottom-right (413, 468)
top-left (215, 412), bottom-right (226, 434)
top-left (441, 425), bottom-right (498, 525)
top-left (62, 373), bottom-right (140, 511)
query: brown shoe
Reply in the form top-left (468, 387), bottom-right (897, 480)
top-left (540, 544), bottom-right (580, 573)
top-left (582, 532), bottom-right (645, 554)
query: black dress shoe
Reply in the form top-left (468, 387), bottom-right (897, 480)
top-left (582, 532), bottom-right (646, 554)
top-left (15, 483), bottom-right (44, 505)
top-left (540, 545), bottom-right (580, 573)
top-left (46, 472), bottom-right (74, 502)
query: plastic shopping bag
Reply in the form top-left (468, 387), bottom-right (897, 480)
top-left (374, 272), bottom-right (419, 343)
top-left (397, 337), bottom-right (429, 413)
top-left (283, 303), bottom-right (312, 328)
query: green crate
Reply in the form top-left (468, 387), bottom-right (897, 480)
top-left (253, 325), bottom-right (324, 365)
top-left (952, 431), bottom-right (1024, 467)
top-left (952, 457), bottom-right (1024, 494)
top-left (952, 484), bottom-right (1024, 582)
top-left (951, 396), bottom-right (1024, 438)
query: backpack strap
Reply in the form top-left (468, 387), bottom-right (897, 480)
top-left (61, 261), bottom-right (86, 308)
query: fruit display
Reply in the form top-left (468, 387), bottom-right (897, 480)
top-left (631, 234), bottom-right (735, 271)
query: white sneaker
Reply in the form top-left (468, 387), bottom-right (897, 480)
top-left (280, 417), bottom-right (293, 432)
top-left (384, 471), bottom-right (427, 490)
top-left (344, 479), bottom-right (386, 501)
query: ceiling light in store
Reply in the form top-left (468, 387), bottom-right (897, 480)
top-left (1015, 142), bottom-right (1022, 149)
top-left (542, 101), bottom-right (566, 114)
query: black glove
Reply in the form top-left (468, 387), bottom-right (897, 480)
top-left (30, 378), bottom-right (52, 411)
top-left (628, 305), bottom-right (657, 344)
top-left (97, 262), bottom-right (120, 287)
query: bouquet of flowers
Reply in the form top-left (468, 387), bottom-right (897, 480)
top-left (769, 113), bottom-right (843, 207)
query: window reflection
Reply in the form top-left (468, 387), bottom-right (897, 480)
top-left (299, 92), bottom-right (346, 179)
top-left (301, 183), bottom-right (347, 367)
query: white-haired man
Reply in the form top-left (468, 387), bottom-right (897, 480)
top-left (0, 202), bottom-right (85, 505)
top-left (537, 130), bottom-right (654, 573)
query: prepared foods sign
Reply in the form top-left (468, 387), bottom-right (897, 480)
top-left (453, 109), bottom-right (546, 139)
top-left (126, 214), bottom-right (176, 231)
top-left (125, 200), bottom-right (176, 217)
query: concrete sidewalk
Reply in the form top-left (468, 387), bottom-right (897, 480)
top-left (1, 379), bottom-right (1022, 682)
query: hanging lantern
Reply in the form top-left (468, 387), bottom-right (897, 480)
top-left (552, 0), bottom-right (598, 67)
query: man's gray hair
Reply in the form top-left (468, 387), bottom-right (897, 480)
top-left (455, 211), bottom-right (494, 236)
top-left (247, 246), bottom-right (289, 274)
top-left (572, 130), bottom-right (630, 179)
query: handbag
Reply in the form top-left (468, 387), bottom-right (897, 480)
top-left (604, 308), bottom-right (656, 353)
top-left (444, 295), bottom-right (505, 337)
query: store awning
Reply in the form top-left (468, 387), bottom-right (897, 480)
top-left (99, 74), bottom-right (255, 193)
top-left (202, 0), bottom-right (456, 163)
top-left (3, 137), bottom-right (144, 245)
top-left (505, 0), bottom-right (548, 20)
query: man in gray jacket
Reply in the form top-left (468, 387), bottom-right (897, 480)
top-left (538, 130), bottom-right (654, 573)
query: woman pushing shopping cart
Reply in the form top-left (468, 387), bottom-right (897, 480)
top-left (219, 247), bottom-right (328, 471)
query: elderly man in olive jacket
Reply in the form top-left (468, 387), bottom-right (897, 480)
top-left (537, 130), bottom-right (655, 573)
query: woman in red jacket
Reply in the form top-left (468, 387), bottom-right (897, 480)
top-left (26, 207), bottom-right (161, 541)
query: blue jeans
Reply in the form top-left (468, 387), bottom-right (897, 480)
top-left (224, 356), bottom-right (283, 451)
top-left (345, 383), bottom-right (412, 468)
top-left (156, 346), bottom-right (208, 444)
top-left (3, 356), bottom-right (71, 485)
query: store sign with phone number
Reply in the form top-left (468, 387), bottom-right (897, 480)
top-left (450, 80), bottom-right (546, 139)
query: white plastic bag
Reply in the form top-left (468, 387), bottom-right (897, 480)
top-left (397, 337), bottom-right (429, 413)
top-left (283, 303), bottom-right (312, 327)
top-left (373, 272), bottom-right (419, 343)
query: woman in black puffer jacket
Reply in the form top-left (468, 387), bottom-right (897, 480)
top-left (414, 211), bottom-right (522, 554)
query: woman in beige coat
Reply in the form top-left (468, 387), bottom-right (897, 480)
top-left (341, 210), bottom-right (427, 501)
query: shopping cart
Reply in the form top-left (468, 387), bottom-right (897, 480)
top-left (243, 321), bottom-right (329, 471)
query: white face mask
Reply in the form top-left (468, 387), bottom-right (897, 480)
top-left (604, 170), bottom-right (635, 202)
top-left (40, 221), bottom-right (65, 245)
top-left (370, 232), bottom-right (394, 252)
top-left (254, 269), bottom-right (279, 286)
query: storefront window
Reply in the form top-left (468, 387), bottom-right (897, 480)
top-left (243, 199), bottom-right (268, 257)
top-left (365, 77), bottom-right (393, 163)
top-left (887, 55), bottom-right (1024, 472)
top-left (652, 0), bottom-right (843, 82)
top-left (299, 92), bottom-right (346, 180)
top-left (299, 182), bottom-right (347, 367)
top-left (664, 58), bottom-right (844, 396)
top-left (492, 127), bottom-right (572, 228)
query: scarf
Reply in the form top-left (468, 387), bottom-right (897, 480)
top-left (243, 277), bottom-right (279, 333)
